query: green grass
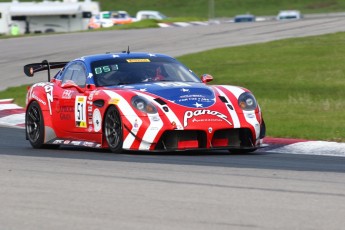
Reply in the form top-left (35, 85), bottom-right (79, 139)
top-left (1, 32), bottom-right (344, 142)
top-left (0, 85), bottom-right (28, 108)
top-left (178, 32), bottom-right (345, 142)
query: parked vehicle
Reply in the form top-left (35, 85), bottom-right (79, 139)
top-left (0, 0), bottom-right (99, 35)
top-left (103, 11), bottom-right (134, 25)
top-left (88, 14), bottom-right (113, 29)
top-left (136, 10), bottom-right (167, 21)
top-left (276, 10), bottom-right (302, 20)
top-left (234, 14), bottom-right (256, 23)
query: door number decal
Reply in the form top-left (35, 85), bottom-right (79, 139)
top-left (75, 96), bottom-right (87, 128)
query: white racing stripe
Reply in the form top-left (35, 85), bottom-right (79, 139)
top-left (214, 87), bottom-right (241, 128)
top-left (136, 91), bottom-right (183, 128)
top-left (136, 92), bottom-right (182, 150)
top-left (268, 141), bottom-right (345, 157)
top-left (220, 86), bottom-right (261, 139)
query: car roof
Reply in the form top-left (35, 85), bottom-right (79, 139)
top-left (74, 52), bottom-right (174, 65)
top-left (278, 10), bottom-right (301, 15)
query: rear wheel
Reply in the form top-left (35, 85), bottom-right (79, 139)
top-left (26, 101), bottom-right (45, 148)
top-left (104, 106), bottom-right (123, 153)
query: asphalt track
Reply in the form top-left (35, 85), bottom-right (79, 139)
top-left (1, 17), bottom-right (345, 229)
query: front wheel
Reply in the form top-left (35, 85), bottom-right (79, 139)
top-left (104, 106), bottom-right (123, 153)
top-left (26, 101), bottom-right (45, 148)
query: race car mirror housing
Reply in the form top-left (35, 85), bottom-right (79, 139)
top-left (201, 74), bottom-right (213, 83)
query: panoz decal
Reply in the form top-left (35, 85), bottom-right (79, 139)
top-left (126, 59), bottom-right (150, 63)
top-left (75, 96), bottom-right (87, 128)
top-left (183, 110), bottom-right (232, 127)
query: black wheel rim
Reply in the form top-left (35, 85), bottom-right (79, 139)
top-left (26, 104), bottom-right (41, 142)
top-left (105, 109), bottom-right (122, 148)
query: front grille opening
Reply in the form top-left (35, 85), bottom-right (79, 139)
top-left (156, 130), bottom-right (206, 150)
top-left (212, 128), bottom-right (254, 148)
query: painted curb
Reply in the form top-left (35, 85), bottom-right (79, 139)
top-left (0, 99), bottom-right (25, 128)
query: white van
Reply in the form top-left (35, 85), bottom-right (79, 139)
top-left (276, 10), bottom-right (302, 20)
top-left (136, 10), bottom-right (167, 21)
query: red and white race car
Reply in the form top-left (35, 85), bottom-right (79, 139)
top-left (24, 52), bottom-right (265, 153)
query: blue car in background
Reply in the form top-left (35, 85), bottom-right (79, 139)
top-left (234, 14), bottom-right (256, 23)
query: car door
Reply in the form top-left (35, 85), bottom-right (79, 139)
top-left (53, 61), bottom-right (89, 134)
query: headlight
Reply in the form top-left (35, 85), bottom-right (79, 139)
top-left (131, 96), bottom-right (157, 114)
top-left (238, 92), bottom-right (257, 111)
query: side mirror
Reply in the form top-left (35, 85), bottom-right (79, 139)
top-left (201, 74), bottom-right (213, 83)
top-left (62, 81), bottom-right (85, 93)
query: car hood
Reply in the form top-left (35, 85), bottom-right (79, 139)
top-left (115, 82), bottom-right (216, 108)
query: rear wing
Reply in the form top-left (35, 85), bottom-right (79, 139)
top-left (24, 60), bottom-right (68, 82)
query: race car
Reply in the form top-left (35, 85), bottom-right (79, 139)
top-left (24, 51), bottom-right (265, 153)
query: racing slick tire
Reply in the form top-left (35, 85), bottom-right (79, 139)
top-left (26, 101), bottom-right (45, 149)
top-left (104, 106), bottom-right (123, 153)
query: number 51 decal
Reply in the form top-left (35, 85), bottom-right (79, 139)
top-left (75, 96), bottom-right (87, 128)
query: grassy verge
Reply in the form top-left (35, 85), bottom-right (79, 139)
top-left (178, 32), bottom-right (345, 142)
top-left (1, 32), bottom-right (344, 142)
top-left (0, 85), bottom-right (28, 107)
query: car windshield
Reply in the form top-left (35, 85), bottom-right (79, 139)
top-left (91, 57), bottom-right (201, 86)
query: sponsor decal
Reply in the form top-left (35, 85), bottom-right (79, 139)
top-left (59, 106), bottom-right (74, 112)
top-left (88, 91), bottom-right (96, 101)
top-left (126, 59), bottom-right (150, 63)
top-left (109, 98), bottom-right (120, 105)
top-left (208, 127), bottom-right (213, 133)
top-left (93, 108), bottom-right (102, 132)
top-left (133, 119), bottom-right (139, 131)
top-left (62, 90), bottom-right (73, 99)
top-left (60, 113), bottom-right (72, 120)
top-left (83, 142), bottom-right (95, 147)
top-left (53, 140), bottom-right (64, 144)
top-left (150, 115), bottom-right (161, 122)
top-left (155, 82), bottom-right (190, 87)
top-left (177, 94), bottom-right (213, 106)
top-left (183, 110), bottom-right (232, 127)
top-left (71, 141), bottom-right (81, 146)
top-left (31, 93), bottom-right (46, 105)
